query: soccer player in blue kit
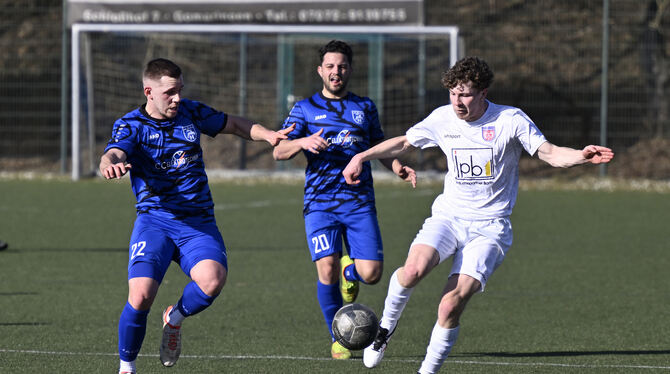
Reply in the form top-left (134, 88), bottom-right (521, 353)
top-left (273, 40), bottom-right (416, 359)
top-left (99, 58), bottom-right (293, 374)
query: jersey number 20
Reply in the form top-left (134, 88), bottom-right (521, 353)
top-left (312, 234), bottom-right (330, 254)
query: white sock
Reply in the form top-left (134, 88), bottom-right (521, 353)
top-left (168, 306), bottom-right (185, 326)
top-left (418, 323), bottom-right (460, 374)
top-left (119, 359), bottom-right (136, 373)
top-left (380, 269), bottom-right (414, 332)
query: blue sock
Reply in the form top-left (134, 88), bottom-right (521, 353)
top-left (118, 302), bottom-right (149, 362)
top-left (343, 263), bottom-right (364, 283)
top-left (176, 281), bottom-right (217, 317)
top-left (317, 281), bottom-right (342, 340)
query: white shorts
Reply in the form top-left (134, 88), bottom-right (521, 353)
top-left (410, 213), bottom-right (513, 291)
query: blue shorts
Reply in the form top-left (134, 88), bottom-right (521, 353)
top-left (304, 210), bottom-right (383, 262)
top-left (127, 213), bottom-right (228, 282)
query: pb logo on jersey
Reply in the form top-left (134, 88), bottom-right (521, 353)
top-left (182, 125), bottom-right (197, 142)
top-left (351, 110), bottom-right (365, 125)
top-left (482, 126), bottom-right (495, 141)
top-left (452, 148), bottom-right (494, 180)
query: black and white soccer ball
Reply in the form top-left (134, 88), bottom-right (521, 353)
top-left (332, 303), bottom-right (379, 350)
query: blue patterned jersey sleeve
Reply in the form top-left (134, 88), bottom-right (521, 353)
top-left (105, 117), bottom-right (139, 155)
top-left (181, 100), bottom-right (227, 137)
top-left (283, 102), bottom-right (307, 140)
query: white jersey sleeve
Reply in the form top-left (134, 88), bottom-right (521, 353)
top-left (406, 102), bottom-right (546, 220)
top-left (513, 110), bottom-right (546, 156)
top-left (406, 108), bottom-right (441, 149)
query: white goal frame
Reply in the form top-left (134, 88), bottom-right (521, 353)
top-left (70, 23), bottom-right (459, 180)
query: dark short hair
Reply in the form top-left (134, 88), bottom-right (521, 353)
top-left (319, 40), bottom-right (353, 65)
top-left (441, 56), bottom-right (494, 90)
top-left (143, 58), bottom-right (182, 80)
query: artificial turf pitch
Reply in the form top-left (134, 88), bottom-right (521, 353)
top-left (0, 178), bottom-right (668, 373)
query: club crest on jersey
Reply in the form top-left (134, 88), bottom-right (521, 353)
top-left (182, 125), bottom-right (197, 142)
top-left (482, 126), bottom-right (495, 141)
top-left (351, 110), bottom-right (365, 125)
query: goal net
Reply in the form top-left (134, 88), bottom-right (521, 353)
top-left (71, 24), bottom-right (459, 179)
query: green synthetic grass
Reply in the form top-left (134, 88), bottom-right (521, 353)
top-left (0, 178), bottom-right (669, 373)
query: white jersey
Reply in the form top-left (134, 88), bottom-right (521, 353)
top-left (406, 101), bottom-right (547, 220)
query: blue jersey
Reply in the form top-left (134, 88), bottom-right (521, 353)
top-left (104, 99), bottom-right (227, 221)
top-left (282, 92), bottom-right (385, 215)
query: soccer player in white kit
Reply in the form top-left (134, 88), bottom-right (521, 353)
top-left (342, 56), bottom-right (614, 374)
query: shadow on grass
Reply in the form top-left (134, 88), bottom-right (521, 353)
top-left (5, 246), bottom-right (302, 253)
top-left (0, 292), bottom-right (39, 296)
top-left (459, 350), bottom-right (670, 358)
top-left (4, 248), bottom-right (127, 253)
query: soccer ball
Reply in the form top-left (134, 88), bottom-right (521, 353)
top-left (332, 303), bottom-right (379, 350)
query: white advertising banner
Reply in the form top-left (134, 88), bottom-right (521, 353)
top-left (67, 0), bottom-right (424, 26)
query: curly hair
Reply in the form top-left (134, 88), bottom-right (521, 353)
top-left (441, 56), bottom-right (494, 90)
top-left (319, 40), bottom-right (353, 65)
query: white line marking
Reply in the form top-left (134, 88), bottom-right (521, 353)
top-left (1, 349), bottom-right (670, 370)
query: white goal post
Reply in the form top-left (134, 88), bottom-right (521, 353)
top-left (70, 23), bottom-right (459, 180)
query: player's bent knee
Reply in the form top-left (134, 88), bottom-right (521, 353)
top-left (193, 274), bottom-right (226, 296)
top-left (127, 290), bottom-right (156, 311)
top-left (361, 272), bottom-right (382, 285)
top-left (400, 264), bottom-right (423, 287)
top-left (196, 273), bottom-right (226, 296)
top-left (127, 277), bottom-right (159, 310)
top-left (315, 256), bottom-right (339, 284)
top-left (356, 264), bottom-right (382, 284)
top-left (351, 259), bottom-right (382, 284)
top-left (191, 262), bottom-right (227, 296)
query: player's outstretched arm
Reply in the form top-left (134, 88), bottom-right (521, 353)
top-left (99, 148), bottom-right (131, 179)
top-left (343, 136), bottom-right (415, 185)
top-left (273, 128), bottom-right (327, 160)
top-left (537, 142), bottom-right (614, 168)
top-left (223, 115), bottom-right (293, 146)
top-left (379, 158), bottom-right (417, 188)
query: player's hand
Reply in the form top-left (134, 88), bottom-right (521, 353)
top-left (582, 145), bottom-right (614, 164)
top-left (343, 155), bottom-right (363, 185)
top-left (302, 128), bottom-right (328, 154)
top-left (396, 165), bottom-right (417, 188)
top-left (102, 162), bottom-right (132, 179)
top-left (267, 123), bottom-right (295, 146)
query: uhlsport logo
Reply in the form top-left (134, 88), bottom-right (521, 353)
top-left (351, 110), bottom-right (365, 125)
top-left (327, 130), bottom-right (363, 148)
top-left (182, 125), bottom-right (197, 142)
top-left (452, 148), bottom-right (494, 180)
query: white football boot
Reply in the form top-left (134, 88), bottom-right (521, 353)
top-left (363, 324), bottom-right (396, 368)
top-left (159, 305), bottom-right (182, 367)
